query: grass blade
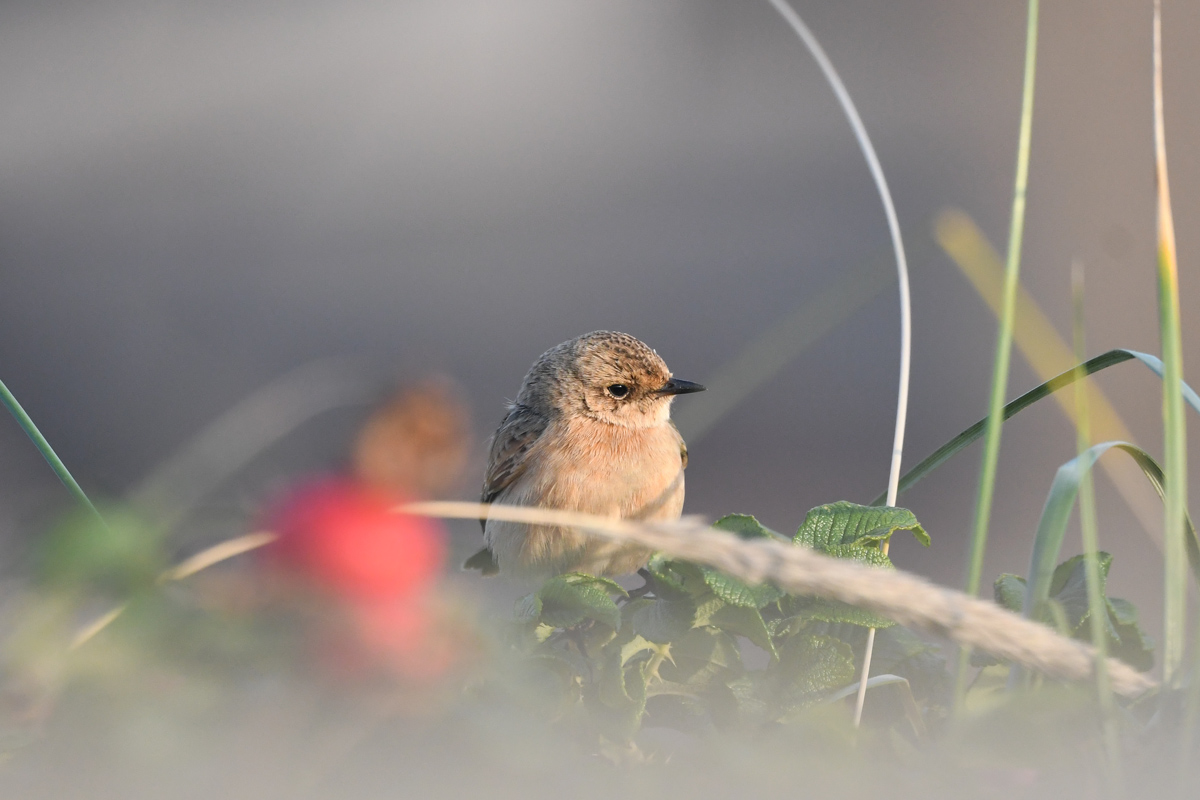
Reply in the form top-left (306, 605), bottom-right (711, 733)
top-left (1072, 266), bottom-right (1120, 775)
top-left (1021, 442), bottom-right (1193, 647)
top-left (0, 376), bottom-right (104, 526)
top-left (958, 0), bottom-right (1040, 703)
top-left (936, 208), bottom-right (1168, 541)
top-left (871, 348), bottom-right (1200, 507)
top-left (1152, 0), bottom-right (1188, 688)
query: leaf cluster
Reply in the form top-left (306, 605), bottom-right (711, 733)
top-left (503, 502), bottom-right (948, 743)
top-left (977, 552), bottom-right (1153, 672)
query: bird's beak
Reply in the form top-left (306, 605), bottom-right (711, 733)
top-left (656, 378), bottom-right (706, 396)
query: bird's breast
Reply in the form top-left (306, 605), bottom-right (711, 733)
top-left (530, 419), bottom-right (685, 519)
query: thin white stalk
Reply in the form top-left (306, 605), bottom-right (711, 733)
top-left (763, 0), bottom-right (913, 727)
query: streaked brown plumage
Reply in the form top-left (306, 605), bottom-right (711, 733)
top-left (474, 331), bottom-right (704, 578)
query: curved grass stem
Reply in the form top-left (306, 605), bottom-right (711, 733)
top-left (762, 0), bottom-right (913, 729)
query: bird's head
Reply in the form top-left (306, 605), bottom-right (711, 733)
top-left (525, 331), bottom-right (704, 429)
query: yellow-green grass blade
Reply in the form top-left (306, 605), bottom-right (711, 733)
top-left (871, 349), bottom-right (1200, 507)
top-left (1153, 0), bottom-right (1187, 689)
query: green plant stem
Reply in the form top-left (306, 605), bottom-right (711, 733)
top-left (1152, 0), bottom-right (1188, 689)
top-left (956, 0), bottom-right (1040, 705)
top-left (0, 377), bottom-right (104, 525)
top-left (1072, 265), bottom-right (1121, 778)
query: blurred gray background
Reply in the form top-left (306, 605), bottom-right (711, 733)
top-left (1, 0), bottom-right (1198, 643)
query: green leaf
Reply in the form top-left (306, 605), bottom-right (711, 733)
top-left (772, 634), bottom-right (857, 708)
top-left (619, 634), bottom-right (655, 667)
top-left (1020, 442), bottom-right (1199, 624)
top-left (514, 592), bottom-right (542, 623)
top-left (775, 501), bottom-right (928, 629)
top-left (587, 649), bottom-right (648, 742)
top-left (692, 593), bottom-right (727, 627)
top-left (987, 556), bottom-right (1154, 673)
top-left (778, 595), bottom-right (894, 629)
top-left (1107, 598), bottom-right (1154, 672)
top-left (871, 348), bottom-right (1200, 506)
top-left (712, 513), bottom-right (783, 540)
top-left (793, 502), bottom-right (930, 566)
top-left (866, 627), bottom-right (953, 708)
top-left (708, 604), bottom-right (777, 659)
top-left (993, 574), bottom-right (1026, 613)
top-left (558, 572), bottom-right (629, 596)
top-left (699, 565), bottom-right (786, 609)
top-left (536, 574), bottom-right (623, 630)
top-left (1048, 554), bottom-right (1118, 639)
top-left (657, 628), bottom-right (742, 690)
top-left (645, 557), bottom-right (710, 599)
top-left (706, 522), bottom-right (778, 604)
top-left (632, 596), bottom-right (697, 644)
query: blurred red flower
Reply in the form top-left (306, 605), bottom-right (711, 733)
top-left (261, 476), bottom-right (467, 681)
top-left (266, 477), bottom-right (446, 602)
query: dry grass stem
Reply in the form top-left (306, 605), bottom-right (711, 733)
top-left (408, 501), bottom-right (1156, 699)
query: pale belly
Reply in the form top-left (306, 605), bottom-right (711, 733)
top-left (485, 420), bottom-right (686, 577)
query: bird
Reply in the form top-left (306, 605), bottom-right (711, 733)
top-left (467, 331), bottom-right (705, 578)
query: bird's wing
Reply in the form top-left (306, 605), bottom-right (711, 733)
top-left (669, 419), bottom-right (688, 469)
top-left (480, 404), bottom-right (549, 529)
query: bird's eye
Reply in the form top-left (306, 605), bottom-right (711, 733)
top-left (606, 384), bottom-right (630, 399)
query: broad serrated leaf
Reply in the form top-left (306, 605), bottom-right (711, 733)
top-left (699, 565), bottom-right (786, 609)
top-left (1050, 552), bottom-right (1112, 596)
top-left (514, 592), bottom-right (542, 623)
top-left (537, 574), bottom-right (622, 630)
top-left (692, 593), bottom-right (726, 627)
top-left (708, 604), bottom-right (777, 659)
top-left (619, 634), bottom-right (655, 667)
top-left (556, 572), bottom-right (629, 597)
top-left (657, 627), bottom-right (742, 689)
top-left (700, 516), bottom-right (787, 607)
top-left (1107, 598), bottom-right (1154, 672)
top-left (632, 596), bottom-right (697, 644)
top-left (1108, 596), bottom-right (1138, 626)
top-left (1049, 554), bottom-right (1118, 639)
top-left (587, 649), bottom-right (648, 741)
top-left (773, 634), bottom-right (856, 707)
top-left (866, 627), bottom-right (953, 707)
top-left (793, 502), bottom-right (930, 568)
top-left (646, 557), bottom-right (710, 599)
top-left (993, 574), bottom-right (1027, 613)
top-left (778, 595), bottom-right (895, 629)
top-left (713, 513), bottom-right (783, 540)
top-left (989, 555), bottom-right (1154, 673)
